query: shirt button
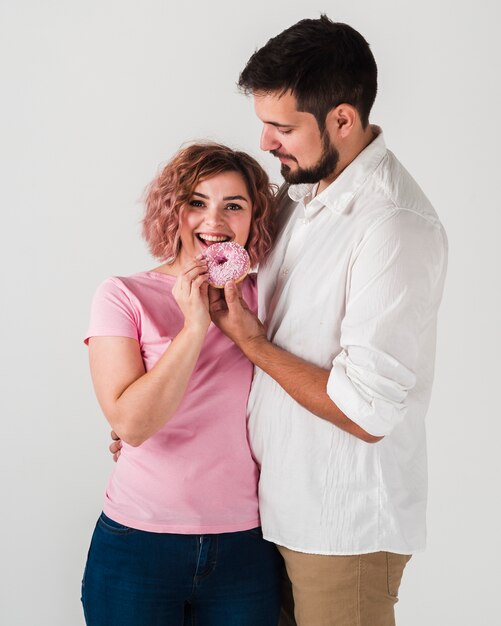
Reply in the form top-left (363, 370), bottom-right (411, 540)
top-left (282, 268), bottom-right (289, 276)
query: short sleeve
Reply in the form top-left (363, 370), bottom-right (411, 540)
top-left (84, 277), bottom-right (140, 345)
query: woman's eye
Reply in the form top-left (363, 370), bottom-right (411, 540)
top-left (226, 204), bottom-right (242, 211)
top-left (189, 200), bottom-right (205, 208)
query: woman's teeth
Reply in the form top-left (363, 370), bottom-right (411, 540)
top-left (197, 234), bottom-right (230, 243)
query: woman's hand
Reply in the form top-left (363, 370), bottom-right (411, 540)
top-left (172, 256), bottom-right (210, 332)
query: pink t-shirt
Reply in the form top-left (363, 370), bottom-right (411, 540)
top-left (85, 271), bottom-right (260, 534)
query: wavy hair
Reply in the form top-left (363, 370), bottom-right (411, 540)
top-left (142, 143), bottom-right (277, 267)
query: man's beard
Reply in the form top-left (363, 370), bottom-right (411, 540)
top-left (275, 132), bottom-right (340, 185)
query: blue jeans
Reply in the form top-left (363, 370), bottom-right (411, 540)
top-left (81, 512), bottom-right (282, 625)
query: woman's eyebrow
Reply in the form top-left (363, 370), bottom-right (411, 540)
top-left (223, 195), bottom-right (249, 202)
top-left (192, 192), bottom-right (249, 202)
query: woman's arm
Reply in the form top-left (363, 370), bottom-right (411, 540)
top-left (89, 259), bottom-right (209, 447)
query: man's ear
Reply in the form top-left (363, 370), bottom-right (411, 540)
top-left (325, 104), bottom-right (358, 139)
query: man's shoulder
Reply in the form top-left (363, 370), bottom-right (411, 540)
top-left (373, 150), bottom-right (440, 227)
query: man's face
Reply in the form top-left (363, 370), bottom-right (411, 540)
top-left (254, 91), bottom-right (339, 185)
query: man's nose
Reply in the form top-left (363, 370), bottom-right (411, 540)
top-left (260, 125), bottom-right (281, 152)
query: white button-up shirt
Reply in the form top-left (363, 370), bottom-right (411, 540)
top-left (248, 128), bottom-right (448, 555)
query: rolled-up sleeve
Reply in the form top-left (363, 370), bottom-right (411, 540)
top-left (327, 209), bottom-right (447, 436)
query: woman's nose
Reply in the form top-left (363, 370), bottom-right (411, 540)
top-left (204, 208), bottom-right (224, 227)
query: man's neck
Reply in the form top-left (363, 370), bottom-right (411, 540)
top-left (316, 125), bottom-right (377, 195)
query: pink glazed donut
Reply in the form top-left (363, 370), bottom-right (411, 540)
top-left (203, 242), bottom-right (251, 288)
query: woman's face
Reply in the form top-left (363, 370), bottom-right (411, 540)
top-left (176, 170), bottom-right (253, 263)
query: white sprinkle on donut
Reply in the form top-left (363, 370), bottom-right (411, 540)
top-left (203, 242), bottom-right (251, 288)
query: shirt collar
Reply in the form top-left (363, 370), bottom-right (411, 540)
top-left (288, 126), bottom-right (387, 215)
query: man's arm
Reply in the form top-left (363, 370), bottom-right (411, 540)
top-left (210, 211), bottom-right (446, 443)
top-left (209, 284), bottom-right (383, 444)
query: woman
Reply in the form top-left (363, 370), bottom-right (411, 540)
top-left (81, 143), bottom-right (281, 625)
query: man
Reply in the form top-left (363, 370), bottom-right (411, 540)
top-left (111, 16), bottom-right (447, 626)
top-left (208, 15), bottom-right (448, 626)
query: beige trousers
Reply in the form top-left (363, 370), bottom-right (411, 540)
top-left (278, 546), bottom-right (411, 626)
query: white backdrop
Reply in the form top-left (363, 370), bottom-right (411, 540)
top-left (1, 1), bottom-right (499, 624)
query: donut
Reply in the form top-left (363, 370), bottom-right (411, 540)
top-left (203, 241), bottom-right (251, 288)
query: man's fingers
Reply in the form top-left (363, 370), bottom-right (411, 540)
top-left (109, 440), bottom-right (122, 454)
top-left (223, 282), bottom-right (250, 313)
top-left (110, 429), bottom-right (122, 454)
top-left (208, 285), bottom-right (227, 313)
top-left (210, 299), bottom-right (228, 314)
top-left (208, 285), bottom-right (223, 305)
top-left (200, 281), bottom-right (209, 299)
top-left (224, 282), bottom-right (241, 308)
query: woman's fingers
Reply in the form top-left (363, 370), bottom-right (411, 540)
top-left (182, 256), bottom-right (208, 276)
top-left (180, 262), bottom-right (208, 288)
top-left (192, 274), bottom-right (208, 289)
top-left (173, 258), bottom-right (207, 297)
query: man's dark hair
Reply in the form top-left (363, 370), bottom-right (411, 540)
top-left (238, 16), bottom-right (378, 130)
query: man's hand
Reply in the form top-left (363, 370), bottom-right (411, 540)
top-left (109, 430), bottom-right (122, 462)
top-left (209, 282), bottom-right (267, 352)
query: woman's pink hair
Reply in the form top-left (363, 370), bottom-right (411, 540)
top-left (142, 143), bottom-right (277, 267)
